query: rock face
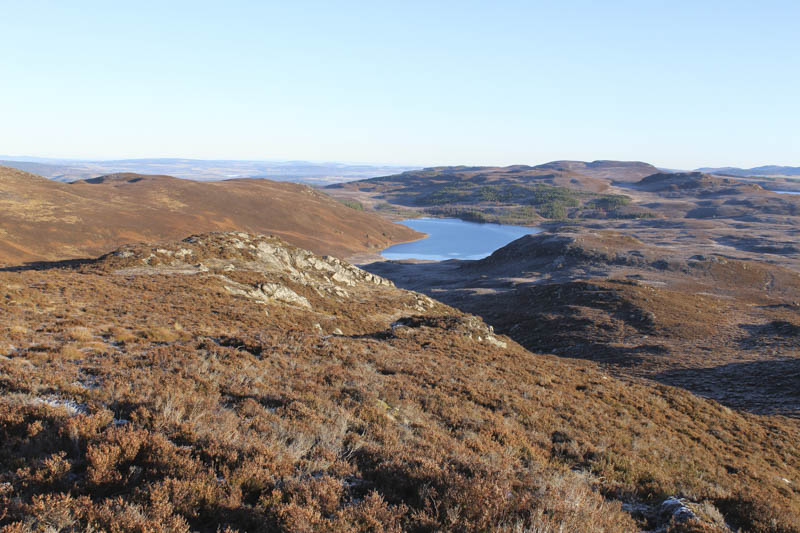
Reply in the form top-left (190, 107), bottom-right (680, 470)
top-left (223, 281), bottom-right (312, 309)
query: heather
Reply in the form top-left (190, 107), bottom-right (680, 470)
top-left (0, 234), bottom-right (798, 532)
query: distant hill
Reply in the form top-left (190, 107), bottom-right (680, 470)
top-left (0, 157), bottom-right (420, 185)
top-left (696, 165), bottom-right (800, 177)
top-left (327, 161), bottom-right (661, 224)
top-left (530, 159), bottom-right (660, 182)
top-left (0, 166), bottom-right (420, 265)
top-left (0, 160), bottom-right (88, 180)
top-left (634, 171), bottom-right (753, 192)
top-left (628, 172), bottom-right (800, 218)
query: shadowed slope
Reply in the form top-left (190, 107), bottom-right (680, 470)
top-left (364, 230), bottom-right (800, 417)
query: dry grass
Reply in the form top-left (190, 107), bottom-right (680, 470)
top-left (109, 326), bottom-right (136, 343)
top-left (58, 343), bottom-right (84, 361)
top-left (8, 325), bottom-right (28, 336)
top-left (66, 326), bottom-right (93, 342)
top-left (0, 235), bottom-right (798, 532)
top-left (0, 342), bottom-right (13, 357)
top-left (138, 326), bottom-right (180, 343)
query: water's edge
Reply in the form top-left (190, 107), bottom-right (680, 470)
top-left (381, 218), bottom-right (540, 261)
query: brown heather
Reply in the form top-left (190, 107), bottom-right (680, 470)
top-left (0, 233), bottom-right (798, 532)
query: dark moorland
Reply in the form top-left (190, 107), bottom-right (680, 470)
top-left (366, 230), bottom-right (800, 417)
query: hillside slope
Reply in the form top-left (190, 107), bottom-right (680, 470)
top-left (0, 166), bottom-right (420, 265)
top-left (0, 233), bottom-right (798, 532)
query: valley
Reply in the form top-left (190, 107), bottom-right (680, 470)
top-left (4, 3), bottom-right (797, 530)
top-left (342, 162), bottom-right (800, 420)
top-left (366, 230), bottom-right (800, 417)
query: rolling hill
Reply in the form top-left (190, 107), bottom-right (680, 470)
top-left (327, 161), bottom-right (661, 224)
top-left (0, 166), bottom-right (421, 266)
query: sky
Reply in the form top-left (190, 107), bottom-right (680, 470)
top-left (1, 1), bottom-right (798, 169)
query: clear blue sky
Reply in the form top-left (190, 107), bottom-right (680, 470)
top-left (1, 1), bottom-right (798, 168)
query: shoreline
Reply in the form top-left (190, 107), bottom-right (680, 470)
top-left (348, 223), bottom-right (430, 266)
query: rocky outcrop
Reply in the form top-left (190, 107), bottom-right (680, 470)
top-left (101, 233), bottom-right (389, 281)
top-left (98, 232), bottom-right (394, 310)
top-left (392, 314), bottom-right (507, 348)
top-left (624, 496), bottom-right (730, 532)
